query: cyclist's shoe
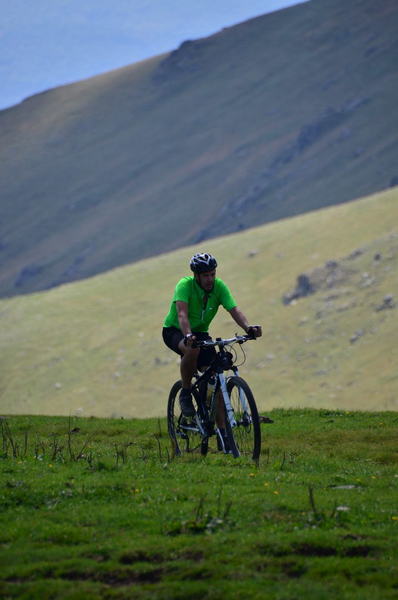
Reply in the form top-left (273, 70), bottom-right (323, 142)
top-left (217, 428), bottom-right (231, 453)
top-left (179, 388), bottom-right (195, 417)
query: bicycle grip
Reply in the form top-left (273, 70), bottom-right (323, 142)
top-left (247, 326), bottom-right (259, 339)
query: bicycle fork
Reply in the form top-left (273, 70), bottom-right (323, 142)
top-left (218, 372), bottom-right (237, 427)
top-left (220, 368), bottom-right (251, 422)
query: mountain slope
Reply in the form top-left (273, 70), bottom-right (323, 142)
top-left (1, 186), bottom-right (397, 418)
top-left (1, 0), bottom-right (398, 297)
top-left (1, 1), bottom-right (297, 110)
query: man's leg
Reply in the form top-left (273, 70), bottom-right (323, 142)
top-left (179, 343), bottom-right (199, 388)
top-left (215, 391), bottom-right (230, 452)
top-left (215, 391), bottom-right (226, 428)
top-left (177, 340), bottom-right (199, 416)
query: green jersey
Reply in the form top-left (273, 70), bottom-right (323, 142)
top-left (163, 276), bottom-right (237, 332)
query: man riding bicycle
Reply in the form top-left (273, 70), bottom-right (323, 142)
top-left (162, 252), bottom-right (262, 418)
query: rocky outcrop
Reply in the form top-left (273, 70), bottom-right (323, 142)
top-left (282, 260), bottom-right (356, 305)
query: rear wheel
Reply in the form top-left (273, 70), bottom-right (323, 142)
top-left (225, 376), bottom-right (261, 460)
top-left (167, 380), bottom-right (208, 456)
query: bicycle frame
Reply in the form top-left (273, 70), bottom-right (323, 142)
top-left (191, 335), bottom-right (253, 437)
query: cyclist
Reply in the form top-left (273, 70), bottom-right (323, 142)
top-left (162, 252), bottom-right (262, 417)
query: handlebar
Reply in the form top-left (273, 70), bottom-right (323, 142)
top-left (192, 333), bottom-right (256, 349)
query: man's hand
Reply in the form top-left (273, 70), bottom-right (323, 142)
top-left (183, 333), bottom-right (197, 346)
top-left (229, 307), bottom-right (262, 339)
top-left (246, 325), bottom-right (262, 339)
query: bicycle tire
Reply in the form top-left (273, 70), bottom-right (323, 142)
top-left (167, 380), bottom-right (208, 456)
top-left (225, 376), bottom-right (261, 460)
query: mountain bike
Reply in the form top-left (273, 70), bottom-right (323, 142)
top-left (167, 334), bottom-right (261, 460)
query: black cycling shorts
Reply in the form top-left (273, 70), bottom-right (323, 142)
top-left (162, 327), bottom-right (216, 369)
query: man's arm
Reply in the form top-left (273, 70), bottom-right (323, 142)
top-left (229, 306), bottom-right (262, 337)
top-left (176, 301), bottom-right (192, 337)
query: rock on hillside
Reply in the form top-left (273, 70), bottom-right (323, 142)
top-left (282, 233), bottom-right (398, 315)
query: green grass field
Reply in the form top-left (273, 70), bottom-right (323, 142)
top-left (1, 186), bottom-right (397, 417)
top-left (1, 411), bottom-right (398, 599)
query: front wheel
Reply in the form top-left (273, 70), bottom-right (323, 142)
top-left (225, 376), bottom-right (261, 460)
top-left (167, 380), bottom-right (208, 456)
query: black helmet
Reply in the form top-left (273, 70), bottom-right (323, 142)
top-left (190, 252), bottom-right (218, 273)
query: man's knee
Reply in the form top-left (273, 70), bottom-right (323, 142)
top-left (178, 342), bottom-right (199, 358)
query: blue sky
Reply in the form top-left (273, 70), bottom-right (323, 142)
top-left (0, 1), bottom-right (303, 110)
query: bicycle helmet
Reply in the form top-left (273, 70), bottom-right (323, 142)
top-left (190, 252), bottom-right (218, 273)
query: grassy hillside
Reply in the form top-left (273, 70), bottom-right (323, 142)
top-left (1, 186), bottom-right (397, 418)
top-left (1, 0), bottom-right (398, 296)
